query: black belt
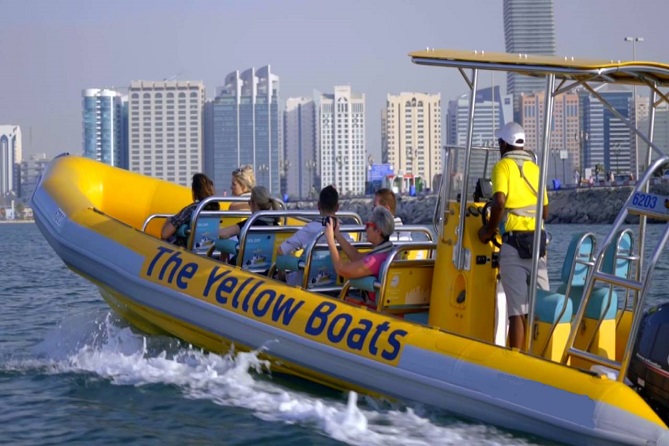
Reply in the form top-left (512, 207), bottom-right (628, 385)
top-left (502, 231), bottom-right (533, 243)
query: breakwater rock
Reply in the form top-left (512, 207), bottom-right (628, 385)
top-left (286, 183), bottom-right (669, 225)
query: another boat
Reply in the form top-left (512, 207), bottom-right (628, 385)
top-left (32, 50), bottom-right (669, 445)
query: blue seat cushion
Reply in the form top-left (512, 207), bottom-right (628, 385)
top-left (535, 290), bottom-right (573, 324)
top-left (557, 284), bottom-right (617, 320)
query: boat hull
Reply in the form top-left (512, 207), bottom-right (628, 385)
top-left (32, 156), bottom-right (669, 445)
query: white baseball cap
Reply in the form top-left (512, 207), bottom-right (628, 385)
top-left (495, 122), bottom-right (525, 147)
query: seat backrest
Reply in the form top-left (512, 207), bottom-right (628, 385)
top-left (601, 229), bottom-right (634, 279)
top-left (305, 249), bottom-right (339, 288)
top-left (561, 232), bottom-right (596, 286)
top-left (189, 214), bottom-right (222, 255)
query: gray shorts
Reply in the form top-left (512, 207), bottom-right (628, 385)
top-left (499, 243), bottom-right (550, 317)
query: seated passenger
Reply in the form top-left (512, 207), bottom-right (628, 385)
top-left (218, 186), bottom-right (280, 264)
top-left (161, 173), bottom-right (219, 247)
top-left (324, 207), bottom-right (395, 308)
top-left (228, 165), bottom-right (255, 211)
top-left (277, 185), bottom-right (350, 286)
top-left (374, 188), bottom-right (411, 241)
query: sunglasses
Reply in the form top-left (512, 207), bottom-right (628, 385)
top-left (365, 222), bottom-right (378, 230)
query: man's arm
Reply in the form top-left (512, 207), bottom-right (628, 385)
top-left (478, 192), bottom-right (506, 243)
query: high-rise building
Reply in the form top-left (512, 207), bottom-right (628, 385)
top-left (284, 96), bottom-right (317, 198)
top-left (0, 125), bottom-right (22, 204)
top-left (580, 86), bottom-right (634, 176)
top-left (520, 92), bottom-right (580, 183)
top-left (316, 86), bottom-right (366, 196)
top-left (212, 66), bottom-right (281, 194)
top-left (503, 0), bottom-right (556, 120)
top-left (19, 153), bottom-right (49, 203)
top-left (82, 88), bottom-right (126, 168)
top-left (381, 92), bottom-right (442, 190)
top-left (446, 86), bottom-right (513, 182)
top-left (127, 80), bottom-right (205, 186)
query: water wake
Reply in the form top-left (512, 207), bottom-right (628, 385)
top-left (10, 311), bottom-right (531, 445)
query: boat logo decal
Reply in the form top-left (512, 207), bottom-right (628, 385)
top-left (142, 246), bottom-right (409, 363)
top-left (53, 208), bottom-right (66, 226)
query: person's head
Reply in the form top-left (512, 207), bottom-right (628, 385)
top-left (230, 165), bottom-right (255, 196)
top-left (495, 122), bottom-right (525, 155)
top-left (365, 206), bottom-right (395, 245)
top-left (317, 185), bottom-right (339, 215)
top-left (191, 173), bottom-right (216, 202)
top-left (373, 188), bottom-right (397, 215)
top-left (249, 186), bottom-right (281, 212)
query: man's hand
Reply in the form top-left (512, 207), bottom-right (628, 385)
top-left (478, 226), bottom-right (498, 244)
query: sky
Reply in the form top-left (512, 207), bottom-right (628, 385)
top-left (1, 0), bottom-right (667, 163)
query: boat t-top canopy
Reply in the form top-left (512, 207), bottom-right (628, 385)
top-left (410, 49), bottom-right (669, 87)
top-left (413, 49), bottom-right (669, 371)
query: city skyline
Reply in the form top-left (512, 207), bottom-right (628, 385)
top-left (1, 0), bottom-right (667, 165)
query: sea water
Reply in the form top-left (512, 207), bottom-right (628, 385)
top-left (1, 223), bottom-right (667, 445)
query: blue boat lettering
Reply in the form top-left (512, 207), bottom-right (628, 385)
top-left (305, 302), bottom-right (407, 361)
top-left (200, 266), bottom-right (303, 325)
top-left (145, 246), bottom-right (199, 290)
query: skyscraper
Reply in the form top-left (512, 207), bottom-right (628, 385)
top-left (521, 92), bottom-right (580, 183)
top-left (446, 86), bottom-right (512, 182)
top-left (0, 125), bottom-right (22, 204)
top-left (580, 86), bottom-right (634, 176)
top-left (284, 96), bottom-right (317, 198)
top-left (82, 89), bottom-right (126, 168)
top-left (127, 81), bottom-right (205, 186)
top-left (212, 66), bottom-right (281, 194)
top-left (381, 92), bottom-right (442, 190)
top-left (503, 0), bottom-right (556, 120)
top-left (316, 86), bottom-right (366, 196)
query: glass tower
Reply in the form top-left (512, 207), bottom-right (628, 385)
top-left (212, 66), bottom-right (280, 194)
top-left (82, 89), bottom-right (126, 168)
top-left (503, 0), bottom-right (556, 120)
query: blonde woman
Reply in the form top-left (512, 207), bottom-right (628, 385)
top-left (229, 165), bottom-right (255, 211)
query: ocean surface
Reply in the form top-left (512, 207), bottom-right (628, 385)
top-left (1, 222), bottom-right (668, 446)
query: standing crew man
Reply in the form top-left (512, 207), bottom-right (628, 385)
top-left (478, 122), bottom-right (550, 351)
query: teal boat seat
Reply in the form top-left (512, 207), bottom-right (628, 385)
top-left (601, 229), bottom-right (633, 278)
top-left (560, 229), bottom-right (632, 321)
top-left (557, 284), bottom-right (617, 320)
top-left (535, 291), bottom-right (573, 324)
top-left (560, 232), bottom-right (596, 285)
top-left (533, 232), bottom-right (594, 328)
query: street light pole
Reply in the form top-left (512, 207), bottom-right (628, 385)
top-left (624, 36), bottom-right (644, 179)
top-left (258, 164), bottom-right (269, 188)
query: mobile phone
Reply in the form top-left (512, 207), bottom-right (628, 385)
top-left (322, 216), bottom-right (332, 227)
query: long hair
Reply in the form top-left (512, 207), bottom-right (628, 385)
top-left (191, 173), bottom-right (219, 210)
top-left (250, 186), bottom-right (281, 211)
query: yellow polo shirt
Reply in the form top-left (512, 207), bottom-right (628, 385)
top-left (491, 157), bottom-right (549, 232)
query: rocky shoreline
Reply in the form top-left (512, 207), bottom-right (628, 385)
top-left (286, 184), bottom-right (669, 225)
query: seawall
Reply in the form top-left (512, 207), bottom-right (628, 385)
top-left (286, 183), bottom-right (669, 225)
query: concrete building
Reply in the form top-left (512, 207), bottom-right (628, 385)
top-left (316, 86), bottom-right (366, 196)
top-left (381, 92), bottom-right (442, 191)
top-left (127, 80), bottom-right (205, 186)
top-left (520, 92), bottom-right (580, 184)
top-left (503, 0), bottom-right (556, 120)
top-left (19, 153), bottom-right (49, 203)
top-left (82, 88), bottom-right (126, 168)
top-left (446, 86), bottom-right (513, 185)
top-left (211, 66), bottom-right (281, 194)
top-left (0, 125), bottom-right (22, 205)
top-left (284, 96), bottom-right (317, 198)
